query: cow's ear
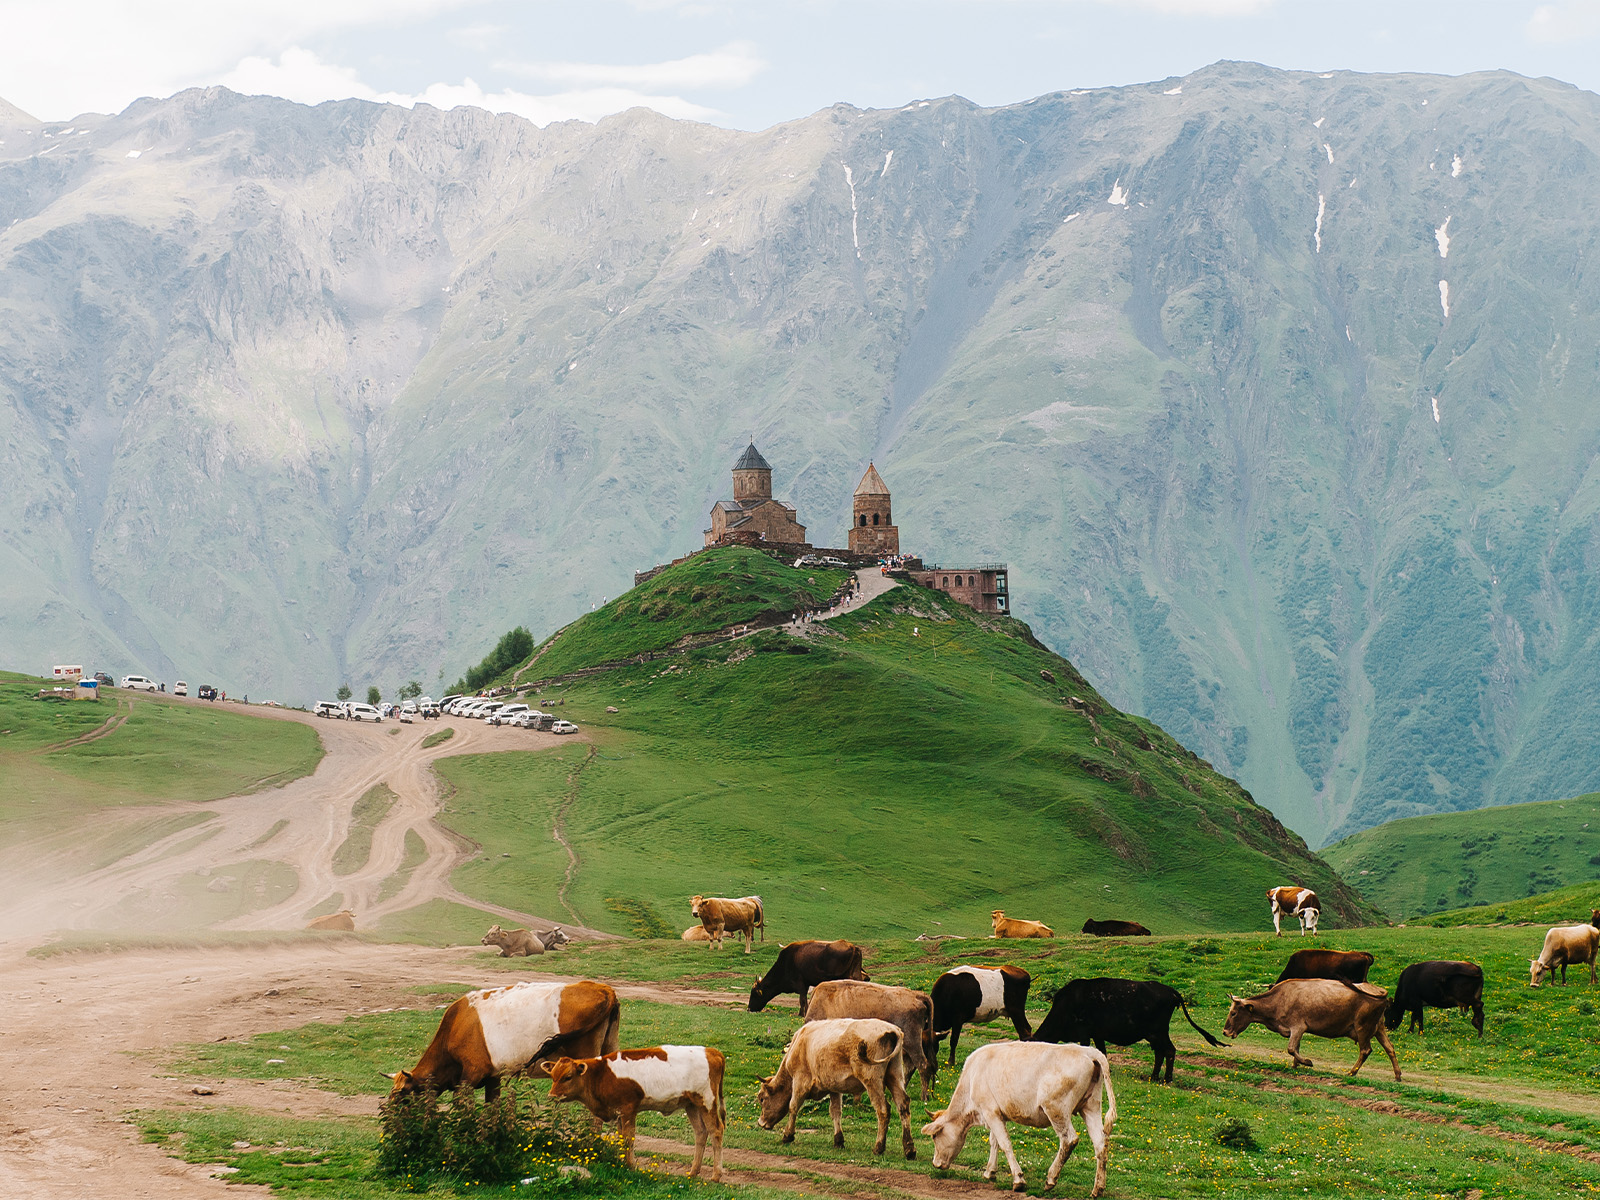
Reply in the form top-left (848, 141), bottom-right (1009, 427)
top-left (535, 1060), bottom-right (554, 1074)
top-left (573, 1062), bottom-right (589, 1076)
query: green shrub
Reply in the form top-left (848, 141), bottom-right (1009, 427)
top-left (1212, 1117), bottom-right (1261, 1151)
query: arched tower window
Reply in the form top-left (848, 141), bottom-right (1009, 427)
top-left (859, 515), bottom-right (867, 526)
top-left (954, 575), bottom-right (963, 586)
top-left (942, 576), bottom-right (949, 586)
top-left (872, 513), bottom-right (879, 526)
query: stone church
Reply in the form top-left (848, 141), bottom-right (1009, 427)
top-left (704, 443), bottom-right (809, 548)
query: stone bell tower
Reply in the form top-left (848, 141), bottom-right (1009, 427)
top-left (848, 462), bottom-right (899, 557)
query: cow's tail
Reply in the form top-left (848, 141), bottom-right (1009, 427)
top-left (862, 1027), bottom-right (901, 1065)
top-left (1092, 1053), bottom-right (1117, 1129)
top-left (752, 895), bottom-right (765, 942)
top-left (601, 989), bottom-right (622, 1055)
top-left (1179, 1000), bottom-right (1224, 1047)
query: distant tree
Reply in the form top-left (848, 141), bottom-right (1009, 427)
top-left (453, 626), bottom-right (536, 693)
top-left (399, 680), bottom-right (423, 701)
top-left (367, 685), bottom-right (381, 706)
top-left (336, 683), bottom-right (352, 702)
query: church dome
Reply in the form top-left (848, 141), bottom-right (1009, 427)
top-left (734, 443), bottom-right (772, 471)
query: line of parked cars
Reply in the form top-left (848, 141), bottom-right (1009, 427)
top-left (438, 694), bottom-right (577, 734)
top-left (116, 674), bottom-right (217, 699)
top-left (313, 697), bottom-right (442, 723)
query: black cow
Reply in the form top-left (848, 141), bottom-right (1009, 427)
top-left (1386, 961), bottom-right (1485, 1036)
top-left (748, 939), bottom-right (869, 1016)
top-left (1081, 919), bottom-right (1152, 937)
top-left (929, 965), bottom-right (1032, 1065)
top-left (1276, 949), bottom-right (1374, 985)
top-left (1034, 977), bottom-right (1224, 1083)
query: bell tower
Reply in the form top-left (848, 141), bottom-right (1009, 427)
top-left (849, 462), bottom-right (899, 556)
top-left (731, 442), bottom-right (773, 502)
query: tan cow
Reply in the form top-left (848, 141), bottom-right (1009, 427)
top-left (991, 910), bottom-right (1054, 939)
top-left (1223, 978), bottom-right (1400, 1080)
top-left (756, 1017), bottom-right (915, 1159)
top-left (682, 925), bottom-right (713, 942)
top-left (690, 894), bottom-right (765, 952)
top-left (545, 1047), bottom-right (725, 1180)
top-left (306, 910), bottom-right (355, 931)
top-left (1529, 920), bottom-right (1600, 986)
top-left (1267, 886), bottom-right (1320, 937)
top-left (387, 980), bottom-right (620, 1102)
top-left (481, 925), bottom-right (546, 957)
top-left (804, 979), bottom-right (939, 1100)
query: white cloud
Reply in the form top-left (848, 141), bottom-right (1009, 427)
top-left (499, 42), bottom-right (766, 91)
top-left (1527, 1), bottom-right (1600, 43)
top-left (221, 48), bottom-right (381, 107)
top-left (448, 23), bottom-right (510, 54)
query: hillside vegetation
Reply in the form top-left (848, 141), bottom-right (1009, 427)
top-left (436, 548), bottom-right (1374, 937)
top-left (1324, 792), bottom-right (1600, 919)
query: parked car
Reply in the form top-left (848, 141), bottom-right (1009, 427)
top-left (173, 681), bottom-right (188, 697)
top-left (420, 703), bottom-right (439, 719)
top-left (346, 703), bottom-right (382, 723)
top-left (474, 701), bottom-right (505, 719)
top-left (509, 710), bottom-right (545, 728)
top-left (821, 556), bottom-right (848, 568)
top-left (487, 704), bottom-right (529, 726)
top-left (398, 709), bottom-right (415, 723)
top-left (313, 700), bottom-right (342, 718)
top-left (92, 672), bottom-right (113, 685)
top-left (550, 719), bottom-right (579, 735)
top-left (197, 684), bottom-right (218, 701)
top-left (400, 701), bottom-right (418, 715)
top-left (120, 675), bottom-right (159, 692)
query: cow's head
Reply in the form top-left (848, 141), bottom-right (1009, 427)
top-left (480, 925), bottom-right (504, 945)
top-left (1530, 958), bottom-right (1551, 988)
top-left (990, 910), bottom-right (1005, 929)
top-left (921, 1107), bottom-right (973, 1168)
top-left (541, 1057), bottom-right (587, 1102)
top-left (384, 1069), bottom-right (419, 1097)
top-left (754, 1075), bottom-right (790, 1128)
top-left (545, 926), bottom-right (571, 948)
top-left (1300, 908), bottom-right (1321, 935)
top-left (748, 978), bottom-right (771, 1012)
top-left (691, 895), bottom-right (705, 916)
top-left (1221, 995), bottom-right (1257, 1039)
top-left (1591, 909), bottom-right (1600, 930)
top-left (1383, 997), bottom-right (1404, 1031)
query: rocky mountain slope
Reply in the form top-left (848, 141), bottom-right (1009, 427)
top-left (7, 62), bottom-right (1600, 842)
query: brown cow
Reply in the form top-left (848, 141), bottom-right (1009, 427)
top-left (748, 940), bottom-right (870, 1016)
top-left (682, 925), bottom-right (713, 942)
top-left (1223, 978), bottom-right (1400, 1080)
top-left (1081, 919), bottom-right (1151, 937)
top-left (306, 909), bottom-right (355, 931)
top-left (545, 1047), bottom-right (725, 1180)
top-left (387, 980), bottom-right (620, 1102)
top-left (690, 894), bottom-right (765, 952)
top-left (1267, 886), bottom-right (1320, 936)
top-left (1276, 949), bottom-right (1374, 985)
top-left (1529, 921), bottom-right (1600, 986)
top-left (992, 910), bottom-right (1054, 939)
top-left (804, 979), bottom-right (939, 1100)
top-left (756, 1018), bottom-right (916, 1158)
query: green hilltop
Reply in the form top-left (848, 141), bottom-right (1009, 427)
top-left (1324, 792), bottom-right (1600, 920)
top-left (440, 546), bottom-right (1375, 937)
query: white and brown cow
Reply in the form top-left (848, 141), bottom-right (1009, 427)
top-left (922, 1041), bottom-right (1117, 1198)
top-left (544, 1047), bottom-right (725, 1181)
top-left (690, 894), bottom-right (766, 952)
top-left (756, 1017), bottom-right (916, 1159)
top-left (930, 965), bottom-right (1033, 1066)
top-left (804, 979), bottom-right (939, 1100)
top-left (387, 980), bottom-right (620, 1102)
top-left (1529, 919), bottom-right (1600, 987)
top-left (991, 910), bottom-right (1054, 939)
top-left (1267, 886), bottom-right (1321, 937)
top-left (1223, 978), bottom-right (1400, 1080)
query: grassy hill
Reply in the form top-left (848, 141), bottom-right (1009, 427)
top-left (1323, 792), bottom-right (1600, 920)
top-left (438, 547), bottom-right (1376, 937)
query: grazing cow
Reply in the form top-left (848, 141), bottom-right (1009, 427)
top-left (481, 925), bottom-right (546, 957)
top-left (755, 1017), bottom-right (915, 1159)
top-left (1529, 921), bottom-right (1600, 987)
top-left (682, 925), bottom-right (713, 942)
top-left (1276, 949), bottom-right (1374, 985)
top-left (1223, 978), bottom-right (1400, 1080)
top-left (387, 980), bottom-right (620, 1102)
top-left (544, 1047), bottom-right (725, 1180)
top-left (1387, 961), bottom-right (1485, 1036)
top-left (805, 979), bottom-right (939, 1100)
top-left (748, 940), bottom-right (869, 1016)
top-left (991, 910), bottom-right (1054, 939)
top-left (306, 909), bottom-right (355, 931)
top-left (1267, 886), bottom-right (1321, 937)
top-left (930, 965), bottom-right (1033, 1066)
top-left (690, 894), bottom-right (765, 952)
top-left (922, 1042), bottom-right (1116, 1198)
top-left (1034, 978), bottom-right (1223, 1083)
top-left (1081, 919), bottom-right (1151, 938)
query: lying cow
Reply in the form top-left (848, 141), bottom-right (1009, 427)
top-left (756, 1017), bottom-right (915, 1158)
top-left (1223, 978), bottom-right (1400, 1080)
top-left (930, 965), bottom-right (1033, 1066)
top-left (923, 1042), bottom-right (1116, 1198)
top-left (682, 925), bottom-right (712, 942)
top-left (1034, 978), bottom-right (1222, 1083)
top-left (387, 979), bottom-right (620, 1102)
top-left (690, 894), bottom-right (765, 952)
top-left (1268, 886), bottom-right (1320, 937)
top-left (1276, 948), bottom-right (1373, 985)
top-left (991, 910), bottom-right (1054, 939)
top-left (481, 925), bottom-right (545, 957)
top-left (306, 909), bottom-right (355, 931)
top-left (805, 979), bottom-right (938, 1100)
top-left (1387, 961), bottom-right (1485, 1036)
top-left (749, 939), bottom-right (869, 1016)
top-left (544, 1047), bottom-right (725, 1181)
top-left (1081, 918), bottom-right (1151, 937)
top-left (1529, 919), bottom-right (1600, 987)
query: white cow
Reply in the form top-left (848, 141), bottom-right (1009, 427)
top-left (921, 1041), bottom-right (1116, 1197)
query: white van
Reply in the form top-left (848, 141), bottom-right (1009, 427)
top-left (173, 681), bottom-right (188, 696)
top-left (313, 701), bottom-right (342, 718)
top-left (120, 675), bottom-right (159, 692)
top-left (346, 703), bottom-right (382, 723)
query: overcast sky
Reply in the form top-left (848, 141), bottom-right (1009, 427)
top-left (3, 1), bottom-right (1600, 128)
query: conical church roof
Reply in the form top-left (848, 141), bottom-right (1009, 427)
top-left (854, 462), bottom-right (890, 496)
top-left (734, 442), bottom-right (772, 471)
